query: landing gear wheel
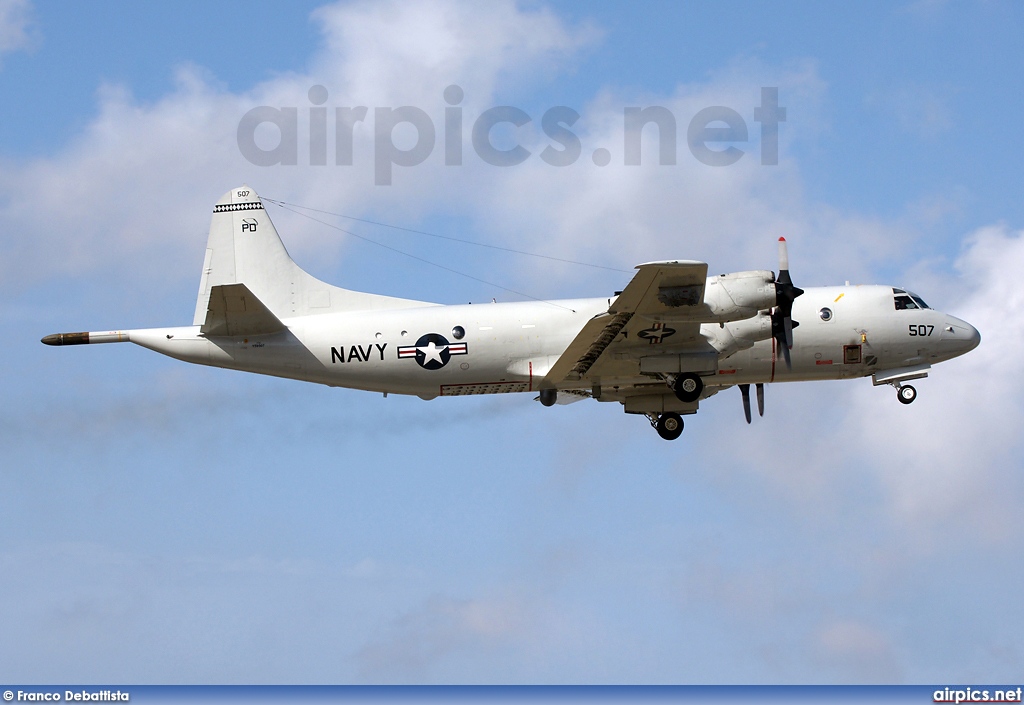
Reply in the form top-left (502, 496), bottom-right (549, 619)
top-left (656, 412), bottom-right (684, 441)
top-left (897, 385), bottom-right (917, 405)
top-left (673, 373), bottom-right (704, 403)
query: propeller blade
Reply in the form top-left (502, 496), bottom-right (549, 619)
top-left (739, 384), bottom-right (752, 424)
top-left (756, 383), bottom-right (764, 417)
top-left (772, 237), bottom-right (803, 368)
top-left (771, 310), bottom-right (796, 369)
top-left (774, 238), bottom-right (804, 302)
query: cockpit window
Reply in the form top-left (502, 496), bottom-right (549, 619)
top-left (893, 288), bottom-right (930, 310)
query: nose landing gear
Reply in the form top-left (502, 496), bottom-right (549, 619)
top-left (648, 412), bottom-right (684, 440)
top-left (897, 384), bottom-right (917, 404)
top-left (875, 369), bottom-right (927, 404)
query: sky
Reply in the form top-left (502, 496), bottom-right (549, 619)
top-left (1, 0), bottom-right (1023, 685)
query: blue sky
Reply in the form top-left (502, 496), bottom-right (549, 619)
top-left (2, 0), bottom-right (1023, 684)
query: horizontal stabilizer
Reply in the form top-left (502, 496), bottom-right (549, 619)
top-left (201, 284), bottom-right (286, 337)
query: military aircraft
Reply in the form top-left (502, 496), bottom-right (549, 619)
top-left (42, 186), bottom-right (981, 440)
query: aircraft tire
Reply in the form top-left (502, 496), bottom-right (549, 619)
top-left (656, 413), bottom-right (684, 440)
top-left (897, 385), bottom-right (917, 405)
top-left (673, 373), bottom-right (704, 403)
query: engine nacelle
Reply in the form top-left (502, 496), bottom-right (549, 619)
top-left (701, 270), bottom-right (776, 322)
top-left (703, 311), bottom-right (773, 359)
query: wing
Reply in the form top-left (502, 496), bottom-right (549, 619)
top-left (200, 283), bottom-right (286, 337)
top-left (544, 260), bottom-right (717, 385)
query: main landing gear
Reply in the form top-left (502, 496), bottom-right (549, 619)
top-left (649, 412), bottom-right (684, 441)
top-left (672, 373), bottom-right (704, 403)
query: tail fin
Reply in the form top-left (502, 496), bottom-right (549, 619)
top-left (193, 186), bottom-right (433, 326)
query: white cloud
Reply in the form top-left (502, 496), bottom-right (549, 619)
top-left (310, 0), bottom-right (599, 106)
top-left (0, 0), bottom-right (33, 59)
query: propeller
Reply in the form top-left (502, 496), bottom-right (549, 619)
top-left (739, 382), bottom-right (766, 424)
top-left (740, 239), bottom-right (802, 424)
top-left (771, 237), bottom-right (804, 368)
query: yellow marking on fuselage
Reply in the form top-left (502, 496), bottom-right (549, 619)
top-left (834, 293), bottom-right (845, 303)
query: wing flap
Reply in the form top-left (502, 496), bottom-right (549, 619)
top-left (544, 312), bottom-right (632, 382)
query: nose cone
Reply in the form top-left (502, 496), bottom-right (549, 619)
top-left (942, 315), bottom-right (981, 356)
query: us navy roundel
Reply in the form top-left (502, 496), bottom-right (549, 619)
top-left (397, 333), bottom-right (468, 370)
top-left (637, 322), bottom-right (676, 344)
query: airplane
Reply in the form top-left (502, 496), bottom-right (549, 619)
top-left (42, 185), bottom-right (981, 440)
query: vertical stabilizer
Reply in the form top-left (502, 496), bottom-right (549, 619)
top-left (193, 186), bottom-right (433, 326)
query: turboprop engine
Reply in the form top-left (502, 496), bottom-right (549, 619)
top-left (701, 270), bottom-right (777, 322)
top-left (700, 238), bottom-right (805, 368)
top-left (703, 311), bottom-right (774, 359)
